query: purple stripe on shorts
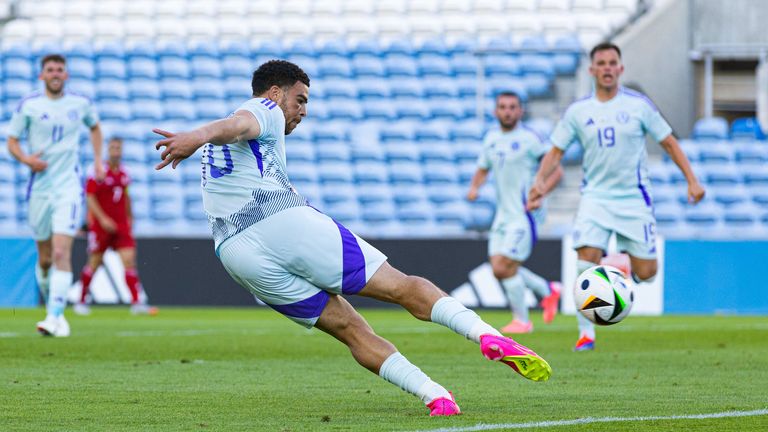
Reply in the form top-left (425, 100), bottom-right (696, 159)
top-left (637, 163), bottom-right (652, 207)
top-left (26, 172), bottom-right (36, 200)
top-left (521, 190), bottom-right (538, 246)
top-left (268, 290), bottom-right (330, 319)
top-left (334, 220), bottom-right (367, 295)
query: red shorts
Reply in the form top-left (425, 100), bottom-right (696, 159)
top-left (87, 224), bottom-right (136, 254)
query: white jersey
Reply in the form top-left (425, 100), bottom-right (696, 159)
top-left (202, 98), bottom-right (307, 251)
top-left (7, 91), bottom-right (99, 197)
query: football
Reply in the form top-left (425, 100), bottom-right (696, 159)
top-left (574, 265), bottom-right (635, 325)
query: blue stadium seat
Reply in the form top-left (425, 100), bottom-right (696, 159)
top-left (654, 202), bottom-right (682, 230)
top-left (318, 161), bottom-right (354, 184)
top-left (384, 56), bottom-right (419, 77)
top-left (386, 40), bottom-right (416, 56)
top-left (523, 74), bottom-right (553, 98)
top-left (388, 161), bottom-right (423, 184)
top-left (99, 101), bottom-right (132, 121)
top-left (221, 41), bottom-right (251, 58)
top-left (450, 121), bottom-right (484, 141)
top-left (287, 40), bottom-right (316, 58)
top-left (519, 54), bottom-right (556, 79)
top-left (159, 58), bottom-right (191, 79)
top-left (191, 79), bottom-right (225, 100)
top-left (183, 193), bottom-right (207, 222)
top-left (326, 100), bottom-right (363, 120)
top-left (457, 161), bottom-right (478, 184)
top-left (180, 162), bottom-right (202, 185)
top-left (96, 58), bottom-right (127, 80)
top-left (362, 100), bottom-right (397, 120)
top-left (751, 186), bottom-right (768, 208)
top-left (396, 201), bottom-right (433, 223)
top-left (67, 58), bottom-right (96, 80)
top-left (390, 79), bottom-right (424, 99)
top-left (287, 161), bottom-right (319, 185)
top-left (683, 202), bottom-right (721, 227)
top-left (351, 143), bottom-right (385, 162)
top-left (710, 185), bottom-right (749, 207)
top-left (647, 165), bottom-right (670, 185)
top-left (417, 39), bottom-right (448, 56)
top-left (95, 43), bottom-right (126, 61)
top-left (384, 142), bottom-right (421, 164)
top-left (195, 100), bottom-right (228, 121)
top-left (164, 102), bottom-right (196, 121)
top-left (191, 57), bottom-right (223, 79)
top-left (722, 203), bottom-right (759, 228)
top-left (222, 57), bottom-right (252, 79)
top-left (742, 165), bottom-right (768, 185)
top-left (704, 165), bottom-right (740, 185)
top-left (96, 79), bottom-right (129, 101)
top-left (352, 56), bottom-right (386, 78)
top-left (392, 185), bottom-right (428, 206)
top-left (150, 192), bottom-right (183, 223)
top-left (350, 40), bottom-right (382, 57)
top-left (485, 55), bottom-right (521, 78)
top-left (450, 53), bottom-right (478, 77)
top-left (2, 45), bottom-right (32, 61)
top-left (131, 100), bottom-right (163, 121)
top-left (316, 143), bottom-right (351, 163)
top-left (323, 78), bottom-right (358, 99)
top-left (423, 161), bottom-right (458, 184)
top-left (519, 35), bottom-right (549, 53)
top-left (317, 40), bottom-right (349, 58)
top-left (120, 141), bottom-right (147, 164)
top-left (552, 52), bottom-right (580, 75)
top-left (434, 201), bottom-right (470, 226)
top-left (699, 143), bottom-right (733, 164)
top-left (361, 201), bottom-right (397, 224)
top-left (223, 77), bottom-right (247, 99)
top-left (415, 123), bottom-right (450, 142)
top-left (692, 117), bottom-right (729, 140)
top-left (189, 41), bottom-right (219, 60)
top-left (3, 79), bottom-right (33, 102)
top-left (286, 142), bottom-right (315, 163)
top-left (68, 80), bottom-right (96, 100)
top-left (127, 57), bottom-right (159, 79)
top-left (418, 55), bottom-right (453, 77)
top-left (430, 99), bottom-right (467, 121)
top-left (125, 42), bottom-right (157, 61)
top-left (322, 183), bottom-right (357, 204)
top-left (128, 79), bottom-right (161, 100)
top-left (323, 201), bottom-right (361, 226)
top-left (296, 183), bottom-right (321, 206)
top-left (731, 117), bottom-right (766, 140)
top-left (354, 161), bottom-right (389, 184)
top-left (426, 183), bottom-right (461, 204)
top-left (357, 183), bottom-right (393, 204)
top-left (252, 40), bottom-right (283, 58)
top-left (394, 99), bottom-right (431, 120)
top-left (380, 124), bottom-right (415, 142)
top-left (735, 143), bottom-right (768, 164)
top-left (423, 78), bottom-right (458, 98)
top-left (160, 79), bottom-right (193, 100)
top-left (484, 36), bottom-right (514, 52)
top-left (318, 57), bottom-right (353, 78)
top-left (314, 122), bottom-right (349, 144)
top-left (454, 144), bottom-right (480, 167)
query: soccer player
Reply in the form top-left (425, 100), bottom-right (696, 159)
top-left (153, 60), bottom-right (552, 416)
top-left (528, 42), bottom-right (705, 351)
top-left (75, 137), bottom-right (156, 316)
top-left (6, 54), bottom-right (103, 337)
top-left (467, 92), bottom-right (563, 334)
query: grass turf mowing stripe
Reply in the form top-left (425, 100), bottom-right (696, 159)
top-left (414, 409), bottom-right (768, 432)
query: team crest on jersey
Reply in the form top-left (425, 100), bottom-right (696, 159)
top-left (68, 109), bottom-right (79, 121)
top-left (616, 111), bottom-right (630, 124)
top-left (40, 113), bottom-right (49, 120)
top-left (511, 141), bottom-right (520, 151)
top-left (585, 118), bottom-right (595, 126)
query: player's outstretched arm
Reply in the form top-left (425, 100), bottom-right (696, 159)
top-left (7, 136), bottom-right (47, 172)
top-left (467, 168), bottom-right (489, 201)
top-left (90, 124), bottom-right (105, 180)
top-left (659, 134), bottom-right (705, 204)
top-left (154, 111), bottom-right (261, 170)
top-left (527, 147), bottom-right (564, 210)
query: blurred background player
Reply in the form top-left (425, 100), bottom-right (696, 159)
top-left (467, 91), bottom-right (563, 334)
top-left (528, 42), bottom-right (706, 351)
top-left (6, 54), bottom-right (103, 337)
top-left (75, 137), bottom-right (156, 316)
top-left (153, 60), bottom-right (551, 416)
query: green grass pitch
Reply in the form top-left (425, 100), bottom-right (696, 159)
top-left (2, 307), bottom-right (767, 431)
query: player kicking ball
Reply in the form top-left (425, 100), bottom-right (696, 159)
top-left (75, 137), bottom-right (157, 316)
top-left (528, 42), bottom-right (705, 351)
top-left (467, 91), bottom-right (563, 334)
top-left (153, 60), bottom-right (551, 416)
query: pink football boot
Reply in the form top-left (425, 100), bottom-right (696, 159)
top-left (480, 334), bottom-right (552, 382)
top-left (426, 392), bottom-right (461, 416)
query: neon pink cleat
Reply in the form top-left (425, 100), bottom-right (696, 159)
top-left (427, 392), bottom-right (461, 416)
top-left (541, 282), bottom-right (562, 324)
top-left (574, 336), bottom-right (595, 352)
top-left (480, 334), bottom-right (552, 382)
top-left (500, 319), bottom-right (533, 334)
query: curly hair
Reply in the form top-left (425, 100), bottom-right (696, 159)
top-left (251, 60), bottom-right (310, 96)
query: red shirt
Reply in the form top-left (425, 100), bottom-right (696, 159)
top-left (86, 165), bottom-right (131, 229)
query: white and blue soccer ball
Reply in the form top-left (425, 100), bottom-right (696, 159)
top-left (574, 265), bottom-right (634, 325)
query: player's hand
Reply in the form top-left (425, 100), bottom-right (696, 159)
top-left (154, 128), bottom-right (200, 170)
top-left (100, 216), bottom-right (118, 233)
top-left (526, 182), bottom-right (545, 211)
top-left (467, 188), bottom-right (478, 202)
top-left (25, 152), bottom-right (48, 172)
top-left (94, 159), bottom-right (106, 181)
top-left (687, 181), bottom-right (705, 204)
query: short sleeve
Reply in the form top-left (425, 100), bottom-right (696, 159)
top-left (82, 100), bottom-right (99, 127)
top-left (476, 133), bottom-right (493, 170)
top-left (237, 99), bottom-right (277, 141)
top-left (549, 109), bottom-right (577, 151)
top-left (85, 178), bottom-right (98, 194)
top-left (526, 130), bottom-right (549, 160)
top-left (7, 107), bottom-right (29, 138)
top-left (643, 106), bottom-right (673, 142)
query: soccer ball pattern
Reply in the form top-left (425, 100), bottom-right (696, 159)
top-left (574, 265), bottom-right (634, 326)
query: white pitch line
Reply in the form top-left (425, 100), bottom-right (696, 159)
top-left (413, 408), bottom-right (768, 432)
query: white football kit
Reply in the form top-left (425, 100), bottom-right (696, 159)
top-left (204, 98), bottom-right (386, 327)
top-left (549, 87), bottom-right (673, 259)
top-left (7, 91), bottom-right (99, 240)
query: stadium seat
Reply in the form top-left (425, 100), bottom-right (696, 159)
top-left (390, 78), bottom-right (425, 99)
top-left (321, 183), bottom-right (357, 205)
top-left (683, 202), bottom-right (721, 227)
top-left (99, 101), bottom-right (132, 121)
top-left (318, 57), bottom-right (353, 78)
top-left (466, 201), bottom-right (495, 231)
top-left (362, 100), bottom-right (398, 120)
top-left (730, 117), bottom-right (766, 140)
top-left (285, 142), bottom-right (315, 163)
top-left (391, 184), bottom-right (428, 206)
top-left (418, 55), bottom-right (453, 77)
top-left (704, 165), bottom-right (741, 186)
top-left (318, 161), bottom-right (354, 184)
top-left (159, 57), bottom-right (191, 79)
top-left (423, 78), bottom-right (459, 98)
top-left (160, 79), bottom-right (193, 100)
top-left (450, 53), bottom-right (479, 77)
top-left (692, 117), bottom-right (729, 140)
top-left (357, 183), bottom-right (393, 204)
top-left (384, 56), bottom-right (419, 77)
top-left (426, 182), bottom-right (461, 204)
top-left (742, 165), bottom-right (768, 186)
top-left (354, 162), bottom-right (389, 184)
top-left (423, 162), bottom-right (458, 184)
top-left (131, 100), bottom-right (164, 121)
top-left (388, 161), bottom-right (423, 184)
top-left (191, 57), bottom-right (223, 79)
top-left (698, 143), bottom-right (733, 164)
top-left (734, 143), bottom-right (768, 164)
top-left (316, 143), bottom-right (351, 163)
top-left (67, 58), bottom-right (96, 80)
top-left (750, 186), bottom-right (768, 208)
top-left (128, 79), bottom-right (161, 100)
top-left (384, 142), bottom-right (421, 164)
top-left (287, 161), bottom-right (319, 185)
top-left (394, 99), bottom-right (431, 120)
top-left (710, 185), bottom-right (749, 208)
top-left (195, 100), bottom-right (228, 121)
top-left (96, 58), bottom-right (127, 80)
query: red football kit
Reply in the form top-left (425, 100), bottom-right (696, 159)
top-left (85, 165), bottom-right (135, 253)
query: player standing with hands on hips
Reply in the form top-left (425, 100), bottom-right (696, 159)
top-left (528, 42), bottom-right (705, 351)
top-left (467, 91), bottom-right (563, 334)
top-left (6, 54), bottom-right (103, 337)
top-left (153, 60), bottom-right (552, 416)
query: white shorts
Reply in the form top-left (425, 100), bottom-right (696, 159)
top-left (488, 214), bottom-right (537, 262)
top-left (218, 206), bottom-right (388, 328)
top-left (572, 195), bottom-right (657, 260)
top-left (28, 189), bottom-right (83, 241)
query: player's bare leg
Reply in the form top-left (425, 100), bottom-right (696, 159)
top-left (359, 262), bottom-right (551, 381)
top-left (628, 255), bottom-right (658, 283)
top-left (490, 256), bottom-right (532, 333)
top-left (118, 247), bottom-right (156, 315)
top-left (37, 234), bottom-right (74, 337)
top-left (574, 247), bottom-right (603, 351)
top-left (34, 239), bottom-right (53, 301)
top-left (75, 252), bottom-right (103, 315)
top-left (314, 294), bottom-right (460, 416)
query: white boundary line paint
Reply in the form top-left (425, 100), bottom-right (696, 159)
top-left (412, 409), bottom-right (768, 432)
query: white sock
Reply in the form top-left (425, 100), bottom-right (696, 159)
top-left (430, 297), bottom-right (501, 343)
top-left (35, 263), bottom-right (50, 301)
top-left (379, 352), bottom-right (450, 404)
top-left (577, 260), bottom-right (596, 339)
top-left (48, 268), bottom-right (72, 318)
top-left (501, 273), bottom-right (529, 323)
top-left (519, 267), bottom-right (551, 298)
